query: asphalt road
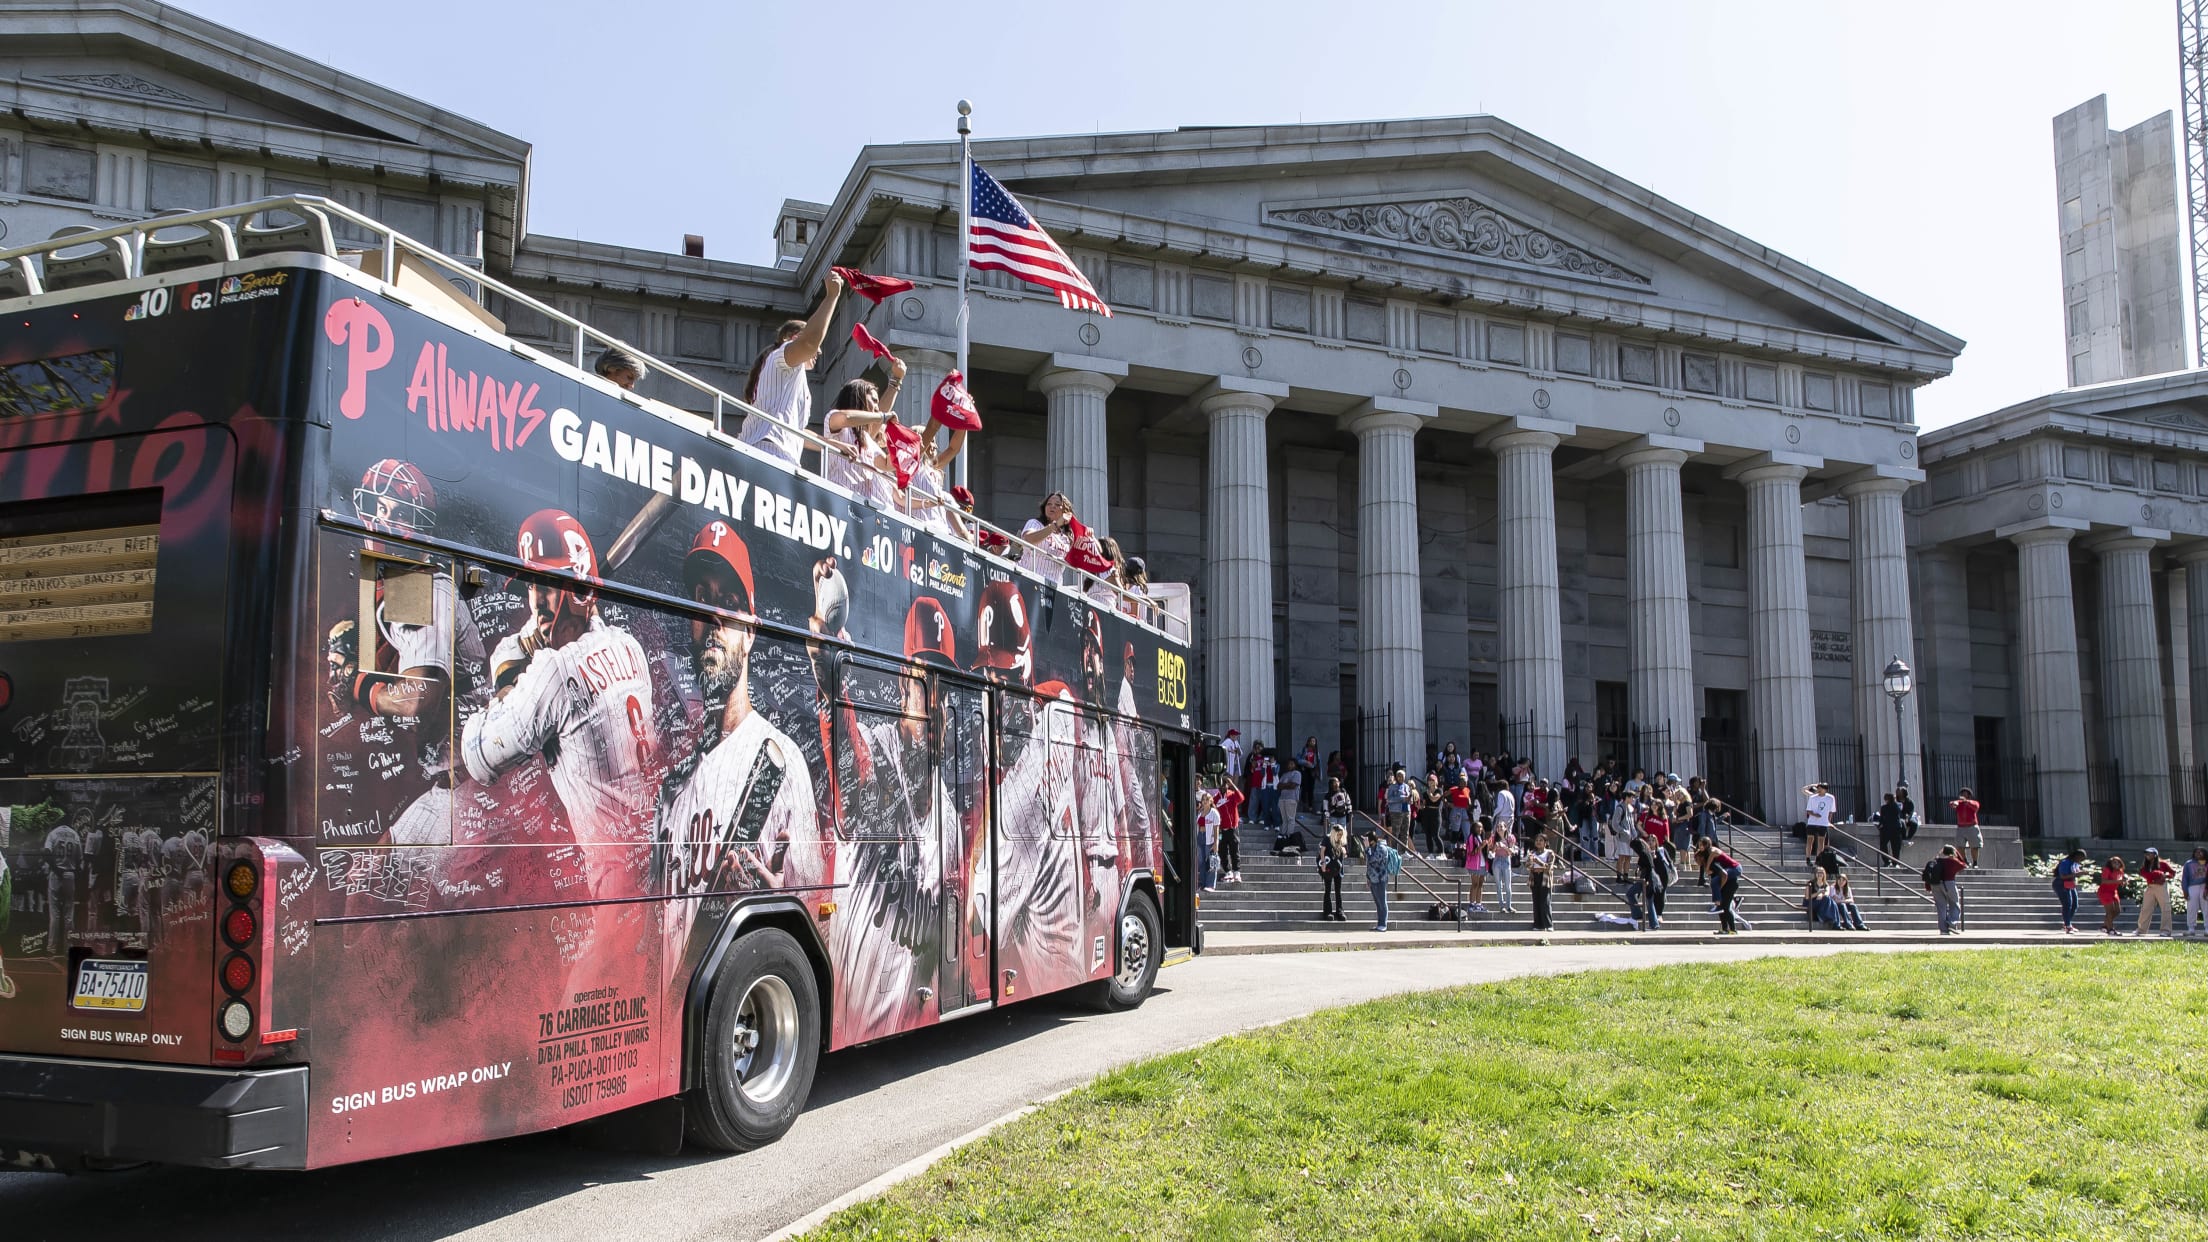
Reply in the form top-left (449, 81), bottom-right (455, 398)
top-left (5, 941), bottom-right (1963, 1242)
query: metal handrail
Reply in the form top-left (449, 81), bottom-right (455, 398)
top-left (1721, 806), bottom-right (1936, 908)
top-left (0, 195), bottom-right (1190, 644)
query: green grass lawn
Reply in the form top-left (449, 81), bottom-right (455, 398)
top-left (806, 946), bottom-right (2208, 1241)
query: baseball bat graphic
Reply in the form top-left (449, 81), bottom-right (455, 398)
top-left (605, 491), bottom-right (676, 572)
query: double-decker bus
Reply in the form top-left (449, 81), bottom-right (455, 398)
top-left (0, 198), bottom-right (1205, 1171)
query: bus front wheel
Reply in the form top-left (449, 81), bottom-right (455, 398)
top-left (687, 928), bottom-right (821, 1152)
top-left (1084, 889), bottom-right (1162, 1012)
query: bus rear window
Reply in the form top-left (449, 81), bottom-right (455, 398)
top-left (0, 489), bottom-right (160, 641)
top-left (0, 348), bottom-right (118, 419)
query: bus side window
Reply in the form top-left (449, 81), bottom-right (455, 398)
top-left (831, 659), bottom-right (929, 841)
top-left (1046, 702), bottom-right (1079, 839)
top-left (1128, 724), bottom-right (1159, 840)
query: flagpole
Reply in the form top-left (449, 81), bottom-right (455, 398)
top-left (954, 99), bottom-right (973, 491)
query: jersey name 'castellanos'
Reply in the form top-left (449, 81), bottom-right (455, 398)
top-left (461, 616), bottom-right (658, 847)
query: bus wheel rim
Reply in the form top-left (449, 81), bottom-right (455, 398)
top-left (731, 974), bottom-right (799, 1105)
top-left (1114, 912), bottom-right (1150, 990)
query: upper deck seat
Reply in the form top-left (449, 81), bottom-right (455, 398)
top-left (236, 206), bottom-right (338, 262)
top-left (40, 227), bottom-right (135, 293)
top-left (141, 215), bottom-right (241, 276)
top-left (0, 255), bottom-right (39, 300)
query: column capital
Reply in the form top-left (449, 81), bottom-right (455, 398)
top-left (1837, 473), bottom-right (1919, 500)
top-left (1608, 433), bottom-right (1703, 471)
top-left (1998, 516), bottom-right (2089, 546)
top-left (1722, 450), bottom-right (1821, 485)
top-left (1030, 353), bottom-right (1128, 395)
top-left (1195, 375), bottom-right (1290, 418)
top-left (2084, 527), bottom-right (2171, 555)
top-left (2177, 540), bottom-right (2208, 567)
top-left (1474, 415), bottom-right (1576, 454)
top-left (1343, 396), bottom-right (1435, 438)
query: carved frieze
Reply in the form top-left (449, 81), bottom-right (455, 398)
top-left (40, 73), bottom-right (199, 104)
top-left (1265, 195), bottom-right (1652, 286)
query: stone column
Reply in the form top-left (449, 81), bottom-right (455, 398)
top-left (1913, 544), bottom-right (1976, 757)
top-left (1616, 436), bottom-right (1700, 781)
top-left (2169, 565), bottom-right (2194, 774)
top-left (2183, 546), bottom-right (2208, 787)
top-left (1200, 378), bottom-right (1288, 746)
top-left (1729, 456), bottom-right (1819, 824)
top-left (1844, 474), bottom-right (1922, 801)
top-left (2093, 531), bottom-right (2173, 837)
top-left (2007, 522), bottom-right (2090, 828)
top-left (1350, 401), bottom-right (1434, 775)
top-left (1031, 354), bottom-right (1128, 536)
top-left (1482, 418), bottom-right (1574, 779)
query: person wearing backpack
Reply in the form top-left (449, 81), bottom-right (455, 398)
top-left (2052, 848), bottom-right (2087, 934)
top-left (1363, 830), bottom-right (1400, 932)
top-left (1924, 846), bottom-right (1967, 935)
top-left (2184, 848), bottom-right (2208, 938)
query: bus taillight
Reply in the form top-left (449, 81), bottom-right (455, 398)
top-left (221, 952), bottom-right (256, 994)
top-left (222, 907), bottom-right (257, 949)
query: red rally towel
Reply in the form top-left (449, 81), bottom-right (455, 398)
top-left (850, 322), bottom-right (896, 363)
top-left (883, 418), bottom-right (922, 489)
top-left (1064, 517), bottom-right (1114, 574)
top-left (931, 371), bottom-right (984, 431)
top-left (832, 266), bottom-right (916, 304)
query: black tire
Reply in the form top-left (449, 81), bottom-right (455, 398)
top-left (1083, 889), bottom-right (1162, 1012)
top-left (685, 928), bottom-right (821, 1152)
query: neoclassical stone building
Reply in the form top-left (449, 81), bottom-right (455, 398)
top-left (22, 1), bottom-right (2200, 838)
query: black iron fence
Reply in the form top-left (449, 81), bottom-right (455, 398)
top-left (1342, 705), bottom-right (1392, 809)
top-left (1918, 748), bottom-right (2039, 836)
top-left (1816, 734), bottom-right (1869, 823)
top-left (2086, 759), bottom-right (2123, 838)
top-left (1498, 712), bottom-right (1534, 765)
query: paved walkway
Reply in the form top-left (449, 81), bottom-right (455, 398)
top-left (2, 941), bottom-right (2013, 1242)
top-left (1202, 926), bottom-right (2151, 954)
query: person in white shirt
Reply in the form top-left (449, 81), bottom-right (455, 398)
top-left (904, 428), bottom-right (971, 541)
top-left (1802, 781), bottom-right (1837, 865)
top-left (822, 360), bottom-right (905, 509)
top-left (740, 269), bottom-right (845, 467)
top-left (1219, 729), bottom-right (1243, 780)
top-left (1018, 492), bottom-right (1077, 582)
top-left (1492, 780), bottom-right (1517, 837)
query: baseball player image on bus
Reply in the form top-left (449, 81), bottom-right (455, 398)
top-left (461, 509), bottom-right (661, 881)
top-left (971, 577), bottom-right (1087, 1000)
top-left (0, 808), bottom-right (14, 999)
top-left (42, 809), bottom-right (85, 957)
top-left (655, 520), bottom-right (825, 921)
top-left (825, 598), bottom-right (957, 1045)
top-left (327, 458), bottom-right (485, 846)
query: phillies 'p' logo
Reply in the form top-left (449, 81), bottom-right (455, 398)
top-left (324, 298), bottom-right (395, 420)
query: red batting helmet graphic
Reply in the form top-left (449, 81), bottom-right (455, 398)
top-left (972, 579), bottom-right (1032, 683)
top-left (517, 509), bottom-right (598, 587)
top-left (353, 459), bottom-right (437, 535)
top-left (683, 520), bottom-right (756, 617)
top-left (905, 597), bottom-right (957, 667)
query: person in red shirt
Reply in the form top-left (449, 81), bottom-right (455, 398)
top-left (2137, 848), bottom-right (2178, 936)
top-left (1213, 783), bottom-right (1246, 885)
top-left (1949, 786), bottom-right (1983, 868)
top-left (2097, 856), bottom-right (2127, 935)
top-left (1925, 845), bottom-right (1969, 934)
top-left (1446, 781), bottom-right (1474, 852)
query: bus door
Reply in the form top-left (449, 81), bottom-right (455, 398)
top-left (1158, 739), bottom-right (1197, 948)
top-left (935, 678), bottom-right (992, 1014)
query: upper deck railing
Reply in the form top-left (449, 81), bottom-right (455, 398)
top-left (0, 195), bottom-right (1189, 644)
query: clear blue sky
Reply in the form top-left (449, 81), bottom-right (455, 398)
top-left (184, 0), bottom-right (2175, 429)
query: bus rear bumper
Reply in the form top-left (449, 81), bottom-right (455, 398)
top-left (0, 1055), bottom-right (308, 1171)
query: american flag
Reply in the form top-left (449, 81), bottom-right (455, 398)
top-left (968, 163), bottom-right (1112, 317)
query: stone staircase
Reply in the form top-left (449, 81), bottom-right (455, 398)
top-left (1197, 816), bottom-right (2084, 936)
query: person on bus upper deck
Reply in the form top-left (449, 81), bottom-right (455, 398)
top-left (1086, 536), bottom-right (1126, 609)
top-left (904, 426), bottom-right (971, 542)
top-left (1118, 555), bottom-right (1153, 623)
top-left (740, 269), bottom-right (845, 467)
top-left (594, 345), bottom-right (647, 392)
top-left (1018, 492), bottom-right (1078, 582)
top-left (822, 363), bottom-right (904, 509)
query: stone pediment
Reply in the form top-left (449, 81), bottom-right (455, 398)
top-left (1264, 193), bottom-right (1652, 287)
top-left (2144, 408), bottom-right (2208, 432)
top-left (29, 70), bottom-right (198, 105)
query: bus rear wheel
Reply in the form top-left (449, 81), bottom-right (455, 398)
top-left (1084, 889), bottom-right (1161, 1012)
top-left (686, 928), bottom-right (820, 1152)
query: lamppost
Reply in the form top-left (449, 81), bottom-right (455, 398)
top-left (1882, 655), bottom-right (1913, 794)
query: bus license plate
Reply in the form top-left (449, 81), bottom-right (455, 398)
top-left (71, 959), bottom-right (149, 1012)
